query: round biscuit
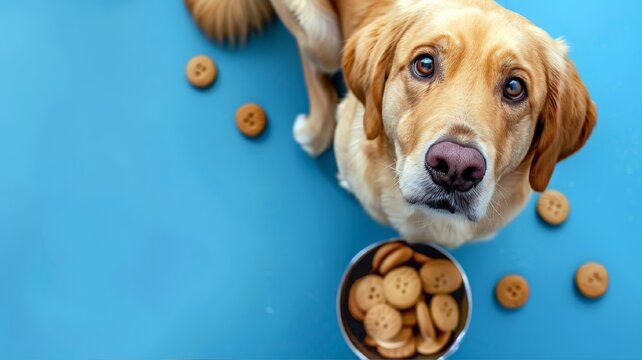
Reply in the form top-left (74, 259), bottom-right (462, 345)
top-left (416, 331), bottom-right (452, 355)
top-left (185, 55), bottom-right (217, 88)
top-left (379, 246), bottom-right (413, 274)
top-left (576, 262), bottom-right (608, 298)
top-left (235, 103), bottom-right (267, 137)
top-left (496, 274), bottom-right (530, 309)
top-left (420, 259), bottom-right (463, 294)
top-left (430, 294), bottom-right (459, 332)
top-left (376, 337), bottom-right (416, 359)
top-left (412, 251), bottom-right (432, 264)
top-left (375, 327), bottom-right (413, 349)
top-left (537, 190), bottom-right (570, 225)
top-left (364, 303), bottom-right (403, 341)
top-left (416, 300), bottom-right (436, 340)
top-left (371, 242), bottom-right (403, 272)
top-left (348, 279), bottom-right (365, 320)
top-left (382, 266), bottom-right (422, 309)
top-left (355, 274), bottom-right (385, 311)
top-left (401, 309), bottom-right (417, 326)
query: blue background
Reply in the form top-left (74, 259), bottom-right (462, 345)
top-left (0, 0), bottom-right (640, 358)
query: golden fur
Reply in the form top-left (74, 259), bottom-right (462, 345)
top-left (184, 0), bottom-right (274, 45)
top-left (186, 0), bottom-right (596, 247)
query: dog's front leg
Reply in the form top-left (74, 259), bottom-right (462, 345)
top-left (271, 0), bottom-right (341, 156)
top-left (292, 53), bottom-right (338, 156)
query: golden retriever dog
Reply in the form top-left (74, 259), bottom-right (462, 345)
top-left (185, 0), bottom-right (596, 247)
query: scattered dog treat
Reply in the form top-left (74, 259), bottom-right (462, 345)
top-left (186, 55), bottom-right (217, 88)
top-left (537, 190), bottom-right (570, 225)
top-left (235, 103), bottom-right (267, 137)
top-left (575, 262), bottom-right (608, 298)
top-left (496, 274), bottom-right (530, 309)
top-left (348, 243), bottom-right (465, 358)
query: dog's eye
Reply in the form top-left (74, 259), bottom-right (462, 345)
top-left (413, 55), bottom-right (435, 78)
top-left (503, 77), bottom-right (526, 101)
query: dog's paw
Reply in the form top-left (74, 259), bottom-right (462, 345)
top-left (475, 231), bottom-right (497, 242)
top-left (293, 113), bottom-right (335, 157)
top-left (337, 173), bottom-right (353, 193)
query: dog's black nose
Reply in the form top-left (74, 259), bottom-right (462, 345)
top-left (425, 141), bottom-right (486, 192)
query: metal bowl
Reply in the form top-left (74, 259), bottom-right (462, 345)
top-left (337, 239), bottom-right (472, 359)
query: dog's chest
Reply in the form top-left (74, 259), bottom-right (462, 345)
top-left (378, 180), bottom-right (478, 247)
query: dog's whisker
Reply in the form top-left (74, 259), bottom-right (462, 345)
top-left (489, 199), bottom-right (502, 220)
top-left (493, 184), bottom-right (509, 206)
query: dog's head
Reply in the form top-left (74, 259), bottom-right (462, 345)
top-left (343, 0), bottom-right (596, 221)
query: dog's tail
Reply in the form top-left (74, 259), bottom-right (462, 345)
top-left (184, 0), bottom-right (274, 45)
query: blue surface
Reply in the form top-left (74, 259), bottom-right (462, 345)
top-left (0, 0), bottom-right (640, 358)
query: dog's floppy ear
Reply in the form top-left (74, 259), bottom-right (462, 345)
top-left (529, 40), bottom-right (597, 192)
top-left (343, 17), bottom-right (407, 140)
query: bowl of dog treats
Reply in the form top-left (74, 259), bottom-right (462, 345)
top-left (337, 239), bottom-right (471, 359)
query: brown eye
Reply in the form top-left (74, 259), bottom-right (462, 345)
top-left (413, 55), bottom-right (435, 78)
top-left (503, 77), bottom-right (526, 101)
